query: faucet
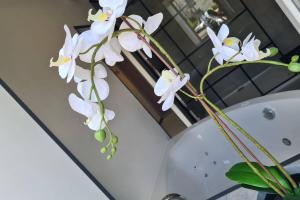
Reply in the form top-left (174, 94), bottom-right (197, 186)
top-left (162, 193), bottom-right (186, 200)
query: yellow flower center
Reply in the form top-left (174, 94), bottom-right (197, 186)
top-left (88, 9), bottom-right (112, 22)
top-left (224, 38), bottom-right (234, 46)
top-left (162, 70), bottom-right (176, 84)
top-left (49, 56), bottom-right (71, 67)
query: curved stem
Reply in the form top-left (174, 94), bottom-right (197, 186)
top-left (120, 18), bottom-right (294, 195)
top-left (179, 89), bottom-right (202, 99)
top-left (204, 97), bottom-right (298, 189)
top-left (90, 39), bottom-right (114, 150)
top-left (207, 55), bottom-right (216, 73)
top-left (199, 60), bottom-right (288, 94)
top-left (199, 58), bottom-right (297, 189)
top-left (201, 99), bottom-right (285, 197)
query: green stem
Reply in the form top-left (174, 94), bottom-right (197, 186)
top-left (179, 89), bottom-right (201, 99)
top-left (201, 100), bottom-right (285, 197)
top-left (207, 55), bottom-right (216, 73)
top-left (133, 24), bottom-right (294, 194)
top-left (144, 33), bottom-right (185, 77)
top-left (200, 60), bottom-right (288, 94)
top-left (89, 39), bottom-right (114, 150)
top-left (204, 97), bottom-right (298, 189)
top-left (199, 58), bottom-right (297, 189)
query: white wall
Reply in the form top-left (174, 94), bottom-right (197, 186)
top-left (0, 1), bottom-right (169, 199)
top-left (0, 85), bottom-right (110, 200)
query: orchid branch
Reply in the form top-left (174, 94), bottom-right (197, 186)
top-left (128, 19), bottom-right (294, 195)
top-left (200, 98), bottom-right (286, 197)
top-left (199, 60), bottom-right (288, 94)
top-left (89, 37), bottom-right (116, 159)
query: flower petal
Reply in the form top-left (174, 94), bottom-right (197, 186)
top-left (68, 93), bottom-right (94, 118)
top-left (120, 15), bottom-right (143, 29)
top-left (118, 15), bottom-right (144, 52)
top-left (66, 60), bottom-right (76, 83)
top-left (88, 112), bottom-right (101, 131)
top-left (213, 48), bottom-right (224, 64)
top-left (118, 32), bottom-right (143, 52)
top-left (162, 93), bottom-right (175, 111)
top-left (94, 78), bottom-right (110, 100)
top-left (142, 44), bottom-right (152, 58)
top-left (175, 73), bottom-right (190, 91)
top-left (103, 38), bottom-right (124, 66)
top-left (243, 33), bottom-right (253, 46)
top-left (62, 25), bottom-right (73, 56)
top-left (105, 109), bottom-right (115, 121)
top-left (144, 13), bottom-right (163, 34)
top-left (91, 17), bottom-right (116, 36)
top-left (206, 26), bottom-right (222, 49)
top-left (79, 30), bottom-right (103, 53)
top-left (74, 65), bottom-right (90, 82)
top-left (217, 24), bottom-right (229, 42)
top-left (154, 76), bottom-right (170, 96)
top-left (77, 79), bottom-right (109, 102)
top-left (94, 64), bottom-right (107, 79)
top-left (58, 63), bottom-right (70, 79)
top-left (79, 47), bottom-right (94, 63)
top-left (99, 0), bottom-right (124, 11)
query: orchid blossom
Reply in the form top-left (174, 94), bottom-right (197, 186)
top-left (75, 64), bottom-right (109, 102)
top-left (79, 37), bottom-right (123, 66)
top-left (99, 0), bottom-right (127, 18)
top-left (68, 93), bottom-right (115, 131)
top-left (206, 24), bottom-right (244, 64)
top-left (241, 33), bottom-right (271, 61)
top-left (88, 0), bottom-right (127, 37)
top-left (154, 70), bottom-right (190, 111)
top-left (50, 25), bottom-right (81, 82)
top-left (88, 8), bottom-right (116, 36)
top-left (118, 13), bottom-right (163, 58)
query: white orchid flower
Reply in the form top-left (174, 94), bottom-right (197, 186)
top-left (241, 33), bottom-right (271, 61)
top-left (206, 24), bottom-right (244, 64)
top-left (68, 93), bottom-right (115, 131)
top-left (74, 64), bottom-right (107, 83)
top-left (154, 70), bottom-right (190, 111)
top-left (79, 37), bottom-right (123, 66)
top-left (50, 25), bottom-right (81, 82)
top-left (88, 8), bottom-right (116, 38)
top-left (74, 64), bottom-right (109, 102)
top-left (99, 0), bottom-right (127, 18)
top-left (118, 13), bottom-right (163, 58)
top-left (79, 29), bottom-right (103, 53)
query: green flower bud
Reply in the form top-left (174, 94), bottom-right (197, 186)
top-left (288, 62), bottom-right (300, 73)
top-left (111, 147), bottom-right (117, 155)
top-left (100, 147), bottom-right (107, 154)
top-left (112, 136), bottom-right (118, 144)
top-left (94, 130), bottom-right (106, 143)
top-left (291, 55), bottom-right (299, 63)
top-left (269, 47), bottom-right (278, 57)
top-left (106, 155), bottom-right (112, 160)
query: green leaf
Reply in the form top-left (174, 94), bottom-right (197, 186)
top-left (288, 62), bottom-right (300, 72)
top-left (225, 162), bottom-right (293, 193)
top-left (284, 188), bottom-right (300, 200)
top-left (94, 130), bottom-right (106, 143)
top-left (269, 47), bottom-right (279, 57)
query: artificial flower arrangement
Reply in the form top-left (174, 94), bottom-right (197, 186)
top-left (50, 0), bottom-right (300, 199)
